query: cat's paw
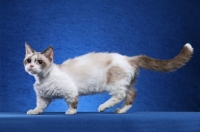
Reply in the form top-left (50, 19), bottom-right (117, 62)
top-left (65, 109), bottom-right (77, 115)
top-left (114, 108), bottom-right (125, 114)
top-left (98, 104), bottom-right (106, 112)
top-left (114, 108), bottom-right (120, 113)
top-left (27, 109), bottom-right (41, 115)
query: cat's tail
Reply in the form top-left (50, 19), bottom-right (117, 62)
top-left (129, 43), bottom-right (193, 72)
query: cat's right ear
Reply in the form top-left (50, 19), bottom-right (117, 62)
top-left (25, 42), bottom-right (35, 55)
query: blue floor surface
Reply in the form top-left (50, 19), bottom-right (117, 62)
top-left (0, 112), bottom-right (200, 132)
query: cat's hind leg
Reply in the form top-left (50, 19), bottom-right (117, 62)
top-left (99, 65), bottom-right (136, 113)
top-left (98, 89), bottom-right (126, 112)
top-left (115, 88), bottom-right (136, 114)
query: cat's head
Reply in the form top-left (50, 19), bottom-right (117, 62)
top-left (24, 43), bottom-right (54, 75)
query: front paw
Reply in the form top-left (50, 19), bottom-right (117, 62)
top-left (98, 104), bottom-right (106, 112)
top-left (27, 109), bottom-right (41, 115)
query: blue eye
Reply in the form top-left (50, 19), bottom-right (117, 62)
top-left (27, 59), bottom-right (31, 63)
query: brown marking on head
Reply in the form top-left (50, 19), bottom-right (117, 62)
top-left (125, 89), bottom-right (136, 105)
top-left (24, 43), bottom-right (35, 64)
top-left (23, 52), bottom-right (37, 66)
top-left (24, 56), bottom-right (31, 66)
top-left (71, 96), bottom-right (78, 109)
top-left (24, 52), bottom-right (52, 75)
top-left (106, 66), bottom-right (126, 84)
top-left (36, 53), bottom-right (50, 68)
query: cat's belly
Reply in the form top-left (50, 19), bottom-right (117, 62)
top-left (78, 87), bottom-right (106, 95)
top-left (70, 70), bottom-right (108, 95)
top-left (77, 81), bottom-right (108, 95)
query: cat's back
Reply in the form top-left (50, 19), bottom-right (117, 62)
top-left (60, 52), bottom-right (126, 69)
top-left (58, 52), bottom-right (129, 78)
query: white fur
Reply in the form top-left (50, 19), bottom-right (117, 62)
top-left (115, 105), bottom-right (132, 114)
top-left (185, 43), bottom-right (193, 52)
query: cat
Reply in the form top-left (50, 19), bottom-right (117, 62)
top-left (24, 43), bottom-right (193, 115)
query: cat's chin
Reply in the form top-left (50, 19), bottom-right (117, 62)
top-left (27, 69), bottom-right (38, 75)
top-left (28, 72), bottom-right (37, 75)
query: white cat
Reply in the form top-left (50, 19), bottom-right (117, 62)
top-left (24, 43), bottom-right (193, 114)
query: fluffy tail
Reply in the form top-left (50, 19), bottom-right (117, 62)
top-left (130, 43), bottom-right (193, 72)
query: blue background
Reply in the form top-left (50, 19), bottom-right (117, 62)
top-left (0, 0), bottom-right (200, 113)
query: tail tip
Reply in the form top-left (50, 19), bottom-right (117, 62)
top-left (184, 43), bottom-right (193, 52)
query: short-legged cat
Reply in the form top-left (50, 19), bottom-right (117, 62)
top-left (24, 43), bottom-right (193, 114)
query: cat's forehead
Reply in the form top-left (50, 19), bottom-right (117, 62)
top-left (25, 52), bottom-right (45, 60)
top-left (25, 52), bottom-right (36, 59)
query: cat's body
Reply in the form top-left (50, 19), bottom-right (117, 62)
top-left (24, 43), bottom-right (193, 114)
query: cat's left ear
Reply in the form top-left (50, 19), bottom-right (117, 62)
top-left (25, 42), bottom-right (35, 55)
top-left (42, 46), bottom-right (54, 61)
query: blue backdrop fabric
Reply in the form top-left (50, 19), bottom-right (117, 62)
top-left (0, 0), bottom-right (200, 113)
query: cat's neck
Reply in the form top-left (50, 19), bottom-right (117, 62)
top-left (34, 63), bottom-right (55, 84)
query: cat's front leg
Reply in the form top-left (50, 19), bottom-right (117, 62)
top-left (27, 96), bottom-right (51, 115)
top-left (65, 96), bottom-right (78, 115)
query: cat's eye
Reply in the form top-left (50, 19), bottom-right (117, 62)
top-left (37, 60), bottom-right (43, 64)
top-left (27, 59), bottom-right (31, 63)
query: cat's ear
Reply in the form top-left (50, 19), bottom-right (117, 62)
top-left (25, 42), bottom-right (35, 55)
top-left (42, 46), bottom-right (54, 61)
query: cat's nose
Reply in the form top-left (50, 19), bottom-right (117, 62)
top-left (30, 65), bottom-right (34, 68)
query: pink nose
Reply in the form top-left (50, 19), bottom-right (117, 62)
top-left (30, 65), bottom-right (34, 68)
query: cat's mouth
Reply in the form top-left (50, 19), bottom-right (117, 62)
top-left (27, 68), bottom-right (37, 74)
